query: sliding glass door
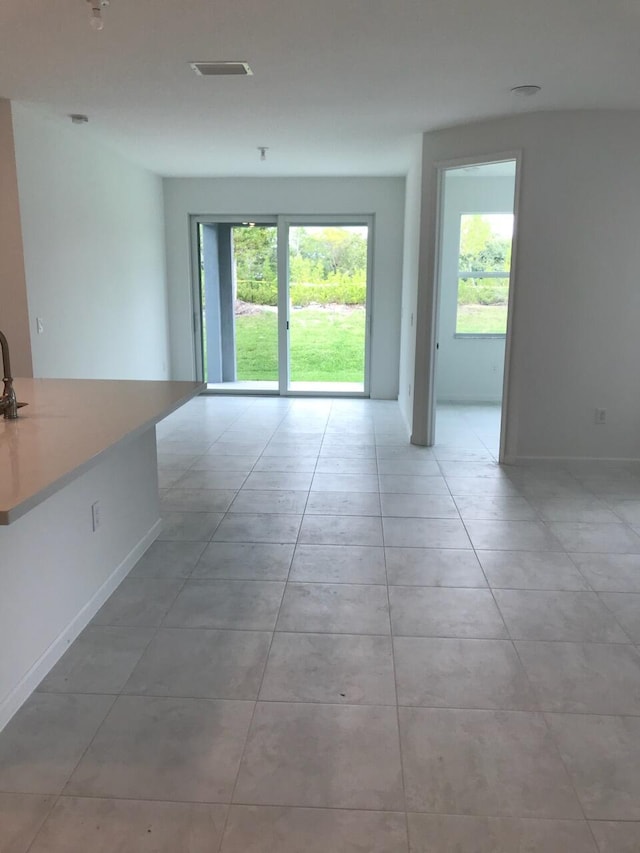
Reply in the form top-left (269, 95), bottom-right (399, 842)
top-left (192, 215), bottom-right (371, 395)
top-left (285, 221), bottom-right (369, 393)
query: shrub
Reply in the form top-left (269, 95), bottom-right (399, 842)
top-left (458, 279), bottom-right (508, 306)
top-left (236, 279), bottom-right (366, 307)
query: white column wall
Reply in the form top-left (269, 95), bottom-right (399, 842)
top-left (398, 135), bottom-right (423, 431)
top-left (411, 111), bottom-right (640, 460)
top-left (12, 103), bottom-right (170, 381)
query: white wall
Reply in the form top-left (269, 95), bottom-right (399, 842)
top-left (412, 111), bottom-right (640, 460)
top-left (163, 177), bottom-right (405, 399)
top-left (436, 174), bottom-right (514, 403)
top-left (0, 100), bottom-right (32, 377)
top-left (0, 430), bottom-right (160, 730)
top-left (398, 136), bottom-right (423, 431)
top-left (11, 103), bottom-right (170, 380)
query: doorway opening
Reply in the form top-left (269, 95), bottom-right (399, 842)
top-left (432, 159), bottom-right (518, 460)
top-left (193, 216), bottom-right (371, 396)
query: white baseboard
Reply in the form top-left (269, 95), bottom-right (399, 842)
top-left (0, 519), bottom-right (162, 733)
top-left (437, 398), bottom-right (503, 405)
top-left (512, 455), bottom-right (640, 465)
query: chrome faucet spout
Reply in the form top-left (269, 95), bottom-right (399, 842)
top-left (0, 330), bottom-right (20, 419)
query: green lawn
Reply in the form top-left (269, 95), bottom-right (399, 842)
top-left (235, 307), bottom-right (365, 382)
top-left (456, 304), bottom-right (507, 335)
top-left (230, 303), bottom-right (504, 385)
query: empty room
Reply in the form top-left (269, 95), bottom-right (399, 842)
top-left (1, 2), bottom-right (640, 852)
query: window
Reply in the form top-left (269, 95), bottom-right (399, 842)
top-left (456, 213), bottom-right (513, 335)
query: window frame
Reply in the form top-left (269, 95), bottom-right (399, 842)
top-left (454, 211), bottom-right (513, 339)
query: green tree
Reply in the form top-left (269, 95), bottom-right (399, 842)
top-left (232, 226), bottom-right (277, 283)
top-left (459, 215), bottom-right (511, 272)
top-left (296, 227), bottom-right (367, 281)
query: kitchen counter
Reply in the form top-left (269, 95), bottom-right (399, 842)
top-left (0, 378), bottom-right (203, 524)
top-left (0, 377), bottom-right (203, 729)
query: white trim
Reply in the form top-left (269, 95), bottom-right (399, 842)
top-left (278, 214), bottom-right (373, 397)
top-left (499, 151), bottom-right (523, 464)
top-left (437, 396), bottom-right (503, 404)
top-left (0, 519), bottom-right (162, 733)
top-left (510, 455), bottom-right (640, 465)
top-left (277, 216), bottom-right (290, 395)
top-left (190, 213), bottom-right (373, 398)
top-left (413, 149), bottom-right (522, 458)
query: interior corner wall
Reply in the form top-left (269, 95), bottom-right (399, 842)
top-left (11, 103), bottom-right (170, 381)
top-left (0, 100), bottom-right (33, 377)
top-left (162, 177), bottom-right (405, 399)
top-left (413, 110), bottom-right (640, 460)
top-left (398, 136), bottom-right (423, 431)
top-left (436, 175), bottom-right (514, 404)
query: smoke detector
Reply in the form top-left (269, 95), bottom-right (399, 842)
top-left (511, 85), bottom-right (541, 97)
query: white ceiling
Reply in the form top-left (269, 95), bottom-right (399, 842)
top-left (2, 0), bottom-right (640, 177)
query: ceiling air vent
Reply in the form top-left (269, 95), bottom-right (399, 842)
top-left (190, 62), bottom-right (253, 77)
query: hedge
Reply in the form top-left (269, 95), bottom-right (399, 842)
top-left (457, 280), bottom-right (509, 306)
top-left (237, 279), bottom-right (366, 307)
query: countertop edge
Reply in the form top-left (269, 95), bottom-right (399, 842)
top-left (0, 381), bottom-right (204, 526)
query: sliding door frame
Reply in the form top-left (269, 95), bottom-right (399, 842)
top-left (189, 214), bottom-right (278, 389)
top-left (190, 213), bottom-right (374, 397)
top-left (278, 214), bottom-right (373, 398)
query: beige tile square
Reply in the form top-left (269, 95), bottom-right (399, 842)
top-left (163, 580), bottom-right (284, 630)
top-left (494, 590), bottom-right (630, 642)
top-left (407, 814), bottom-right (596, 852)
top-left (299, 515), bottom-right (383, 546)
top-left (124, 628), bottom-right (271, 699)
top-left (277, 583), bottom-right (390, 634)
top-left (37, 626), bottom-right (154, 694)
top-left (91, 579), bottom-right (184, 627)
top-left (399, 707), bottom-right (581, 817)
top-left (0, 694), bottom-right (114, 794)
top-left (394, 637), bottom-right (536, 709)
top-left (29, 798), bottom-right (227, 853)
top-left (546, 713), bottom-right (640, 819)
top-left (289, 544), bottom-right (386, 584)
top-left (260, 633), bottom-right (396, 704)
top-left (589, 820), bottom-right (640, 852)
top-left (389, 587), bottom-right (507, 638)
top-left (385, 547), bottom-right (485, 587)
top-left (516, 642), bottom-right (640, 714)
top-left (221, 806), bottom-right (408, 853)
top-left (477, 550), bottom-right (588, 590)
top-left (192, 542), bottom-right (294, 581)
top-left (234, 702), bottom-right (403, 809)
top-left (65, 696), bottom-right (254, 803)
top-left (0, 793), bottom-right (54, 853)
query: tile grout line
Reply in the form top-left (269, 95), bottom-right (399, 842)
top-left (382, 501), bottom-right (412, 851)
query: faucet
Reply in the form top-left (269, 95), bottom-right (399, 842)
top-left (0, 330), bottom-right (22, 419)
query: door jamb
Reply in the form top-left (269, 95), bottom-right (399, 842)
top-left (416, 150), bottom-right (523, 463)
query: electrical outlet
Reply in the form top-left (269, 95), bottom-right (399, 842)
top-left (91, 500), bottom-right (101, 532)
top-left (594, 408), bottom-right (607, 425)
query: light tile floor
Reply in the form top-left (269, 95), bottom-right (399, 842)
top-left (1, 400), bottom-right (640, 851)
